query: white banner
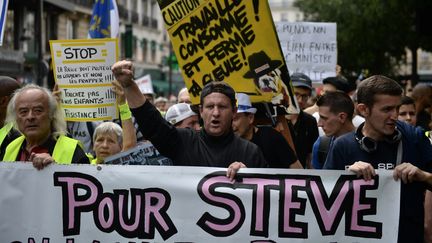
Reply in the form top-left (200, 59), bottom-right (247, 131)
top-left (0, 163), bottom-right (400, 242)
top-left (276, 22), bottom-right (337, 82)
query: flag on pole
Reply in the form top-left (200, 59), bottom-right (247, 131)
top-left (0, 0), bottom-right (9, 46)
top-left (89, 0), bottom-right (119, 38)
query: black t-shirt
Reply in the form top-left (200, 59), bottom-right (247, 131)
top-left (289, 111), bottom-right (319, 168)
top-left (251, 126), bottom-right (297, 168)
top-left (131, 100), bottom-right (268, 168)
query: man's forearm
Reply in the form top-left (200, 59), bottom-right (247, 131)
top-left (123, 83), bottom-right (146, 109)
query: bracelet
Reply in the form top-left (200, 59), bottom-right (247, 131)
top-left (119, 102), bottom-right (132, 120)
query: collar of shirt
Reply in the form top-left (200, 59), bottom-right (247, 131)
top-left (18, 136), bottom-right (56, 161)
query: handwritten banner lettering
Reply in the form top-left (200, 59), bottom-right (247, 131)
top-left (276, 22), bottom-right (337, 82)
top-left (158, 0), bottom-right (299, 113)
top-left (0, 163), bottom-right (400, 242)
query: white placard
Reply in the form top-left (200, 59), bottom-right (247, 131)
top-left (276, 22), bottom-right (337, 82)
top-left (50, 38), bottom-right (119, 121)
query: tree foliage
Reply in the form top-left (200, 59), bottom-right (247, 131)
top-left (294, 0), bottom-right (432, 78)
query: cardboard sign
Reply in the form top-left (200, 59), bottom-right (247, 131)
top-left (158, 0), bottom-right (299, 114)
top-left (0, 163), bottom-right (400, 242)
top-left (49, 38), bottom-right (119, 121)
top-left (276, 22), bottom-right (337, 82)
top-left (134, 74), bottom-right (154, 94)
top-left (105, 141), bottom-right (173, 165)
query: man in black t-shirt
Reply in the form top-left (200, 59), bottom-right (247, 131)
top-left (286, 73), bottom-right (319, 168)
top-left (112, 60), bottom-right (268, 181)
top-left (232, 93), bottom-right (302, 169)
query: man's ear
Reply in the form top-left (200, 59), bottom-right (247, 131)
top-left (0, 96), bottom-right (9, 107)
top-left (199, 105), bottom-right (203, 116)
top-left (357, 103), bottom-right (369, 117)
top-left (338, 112), bottom-right (348, 123)
top-left (248, 113), bottom-right (255, 125)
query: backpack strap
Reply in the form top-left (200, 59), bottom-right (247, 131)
top-left (317, 136), bottom-right (332, 167)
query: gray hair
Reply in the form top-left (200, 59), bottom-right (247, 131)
top-left (5, 84), bottom-right (67, 139)
top-left (93, 121), bottom-right (123, 145)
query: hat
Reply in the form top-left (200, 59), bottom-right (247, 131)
top-left (154, 96), bottom-right (168, 104)
top-left (200, 81), bottom-right (236, 108)
top-left (291, 73), bottom-right (312, 90)
top-left (236, 93), bottom-right (257, 114)
top-left (165, 103), bottom-right (197, 125)
top-left (243, 51), bottom-right (283, 79)
top-left (323, 76), bottom-right (353, 93)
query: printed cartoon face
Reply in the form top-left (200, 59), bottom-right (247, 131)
top-left (255, 68), bottom-right (281, 93)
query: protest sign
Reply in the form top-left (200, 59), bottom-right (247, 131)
top-left (49, 38), bottom-right (119, 121)
top-left (105, 141), bottom-right (173, 165)
top-left (276, 22), bottom-right (337, 82)
top-left (158, 0), bottom-right (299, 114)
top-left (0, 0), bottom-right (8, 46)
top-left (0, 163), bottom-right (400, 242)
top-left (134, 74), bottom-right (154, 94)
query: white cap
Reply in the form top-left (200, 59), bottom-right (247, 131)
top-left (236, 93), bottom-right (257, 114)
top-left (165, 103), bottom-right (197, 125)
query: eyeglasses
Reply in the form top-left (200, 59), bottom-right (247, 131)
top-left (295, 93), bottom-right (310, 100)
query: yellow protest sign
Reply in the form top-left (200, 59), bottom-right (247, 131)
top-left (159, 0), bottom-right (299, 113)
top-left (49, 38), bottom-right (119, 121)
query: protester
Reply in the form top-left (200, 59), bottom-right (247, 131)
top-left (232, 93), bottom-right (302, 169)
top-left (3, 84), bottom-right (89, 168)
top-left (111, 60), bottom-right (268, 180)
top-left (165, 103), bottom-right (200, 131)
top-left (52, 84), bottom-right (99, 154)
top-left (154, 96), bottom-right (168, 112)
top-left (411, 83), bottom-right (432, 130)
top-left (90, 80), bottom-right (137, 164)
top-left (0, 76), bottom-right (22, 159)
top-left (287, 72), bottom-right (319, 168)
top-left (177, 87), bottom-right (191, 104)
top-left (398, 96), bottom-right (417, 126)
top-left (310, 75), bottom-right (364, 136)
top-left (311, 91), bottom-right (355, 169)
top-left (323, 75), bottom-right (432, 243)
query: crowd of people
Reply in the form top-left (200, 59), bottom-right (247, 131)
top-left (1, 60), bottom-right (432, 242)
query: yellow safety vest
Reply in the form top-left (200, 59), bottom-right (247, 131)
top-left (3, 135), bottom-right (80, 164)
top-left (0, 123), bottom-right (14, 146)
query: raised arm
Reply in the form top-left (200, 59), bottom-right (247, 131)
top-left (112, 80), bottom-right (137, 151)
top-left (111, 60), bottom-right (146, 109)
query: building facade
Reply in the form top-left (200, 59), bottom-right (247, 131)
top-left (0, 0), bottom-right (182, 95)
